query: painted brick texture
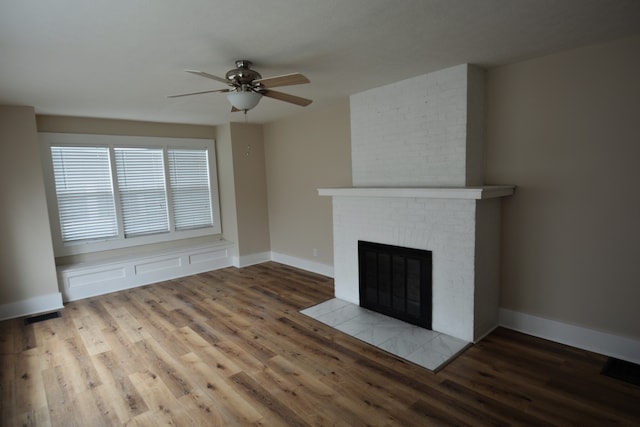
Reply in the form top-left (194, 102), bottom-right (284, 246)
top-left (350, 64), bottom-right (484, 187)
top-left (332, 196), bottom-right (478, 341)
top-left (330, 64), bottom-right (501, 343)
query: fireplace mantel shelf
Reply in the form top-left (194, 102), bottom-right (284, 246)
top-left (318, 185), bottom-right (515, 200)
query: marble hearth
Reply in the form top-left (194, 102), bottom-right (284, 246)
top-left (301, 298), bottom-right (468, 372)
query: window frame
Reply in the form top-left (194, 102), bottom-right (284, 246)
top-left (40, 132), bottom-right (221, 256)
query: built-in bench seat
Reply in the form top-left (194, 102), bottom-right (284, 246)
top-left (57, 240), bottom-right (234, 302)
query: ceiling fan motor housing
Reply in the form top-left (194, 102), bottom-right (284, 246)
top-left (226, 60), bottom-right (262, 85)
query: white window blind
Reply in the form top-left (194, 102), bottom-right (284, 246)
top-left (50, 146), bottom-right (118, 243)
top-left (42, 133), bottom-right (221, 256)
top-left (168, 148), bottom-right (214, 230)
top-left (114, 147), bottom-right (169, 237)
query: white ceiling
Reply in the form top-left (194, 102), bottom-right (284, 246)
top-left (1, 0), bottom-right (639, 126)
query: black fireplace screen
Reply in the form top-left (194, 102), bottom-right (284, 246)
top-left (358, 241), bottom-right (432, 329)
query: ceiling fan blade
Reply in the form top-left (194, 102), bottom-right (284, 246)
top-left (254, 73), bottom-right (310, 88)
top-left (168, 88), bottom-right (230, 98)
top-left (262, 89), bottom-right (312, 106)
top-left (184, 70), bottom-right (229, 84)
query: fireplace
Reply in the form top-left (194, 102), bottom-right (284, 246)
top-left (318, 63), bottom-right (514, 342)
top-left (359, 241), bottom-right (432, 329)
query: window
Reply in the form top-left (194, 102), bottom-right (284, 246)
top-left (40, 133), bottom-right (221, 256)
top-left (167, 148), bottom-right (214, 231)
top-left (114, 147), bottom-right (169, 237)
top-left (50, 146), bottom-right (118, 243)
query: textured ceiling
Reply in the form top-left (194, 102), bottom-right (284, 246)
top-left (1, 0), bottom-right (639, 125)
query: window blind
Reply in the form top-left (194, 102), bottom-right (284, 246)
top-left (114, 147), bottom-right (169, 237)
top-left (43, 133), bottom-right (220, 255)
top-left (50, 146), bottom-right (118, 243)
top-left (168, 148), bottom-right (214, 230)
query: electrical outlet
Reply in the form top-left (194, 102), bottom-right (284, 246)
top-left (312, 248), bottom-right (318, 257)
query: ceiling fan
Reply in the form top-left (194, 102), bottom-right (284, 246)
top-left (169, 60), bottom-right (312, 112)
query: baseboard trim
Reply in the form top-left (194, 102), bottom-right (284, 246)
top-left (499, 308), bottom-right (640, 365)
top-left (271, 252), bottom-right (334, 278)
top-left (0, 292), bottom-right (64, 321)
top-left (234, 251), bottom-right (272, 268)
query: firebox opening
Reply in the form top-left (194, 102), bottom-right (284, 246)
top-left (358, 241), bottom-right (432, 330)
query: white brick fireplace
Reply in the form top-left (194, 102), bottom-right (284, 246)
top-left (319, 64), bottom-right (514, 343)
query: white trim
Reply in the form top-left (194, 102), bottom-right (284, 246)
top-left (318, 185), bottom-right (515, 200)
top-left (58, 241), bottom-right (234, 301)
top-left (271, 251), bottom-right (334, 278)
top-left (39, 132), bottom-right (222, 257)
top-left (499, 308), bottom-right (640, 364)
top-left (234, 251), bottom-right (272, 268)
top-left (0, 292), bottom-right (64, 321)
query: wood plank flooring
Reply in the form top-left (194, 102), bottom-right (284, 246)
top-left (1, 262), bottom-right (639, 426)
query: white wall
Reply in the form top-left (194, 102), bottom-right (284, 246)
top-left (263, 99), bottom-right (351, 272)
top-left (486, 34), bottom-right (640, 341)
top-left (0, 106), bottom-right (62, 319)
top-left (229, 122), bottom-right (271, 263)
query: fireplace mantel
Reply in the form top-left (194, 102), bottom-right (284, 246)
top-left (318, 185), bottom-right (515, 200)
top-left (320, 185), bottom-right (515, 342)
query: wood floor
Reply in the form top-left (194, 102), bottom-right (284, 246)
top-left (1, 262), bottom-right (639, 426)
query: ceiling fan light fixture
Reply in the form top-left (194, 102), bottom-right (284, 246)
top-left (226, 91), bottom-right (262, 111)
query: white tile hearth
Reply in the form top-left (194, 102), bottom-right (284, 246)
top-left (300, 298), bottom-right (469, 372)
